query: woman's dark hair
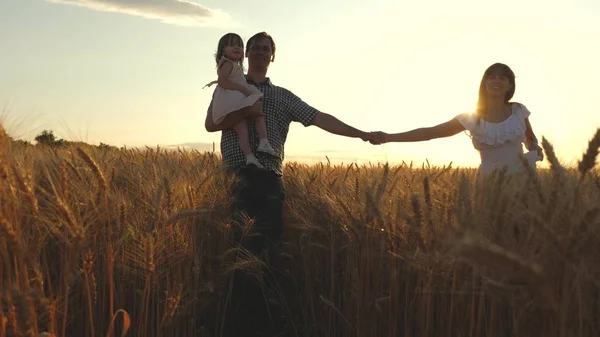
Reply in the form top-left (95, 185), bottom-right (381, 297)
top-left (246, 31), bottom-right (276, 62)
top-left (476, 63), bottom-right (516, 118)
top-left (215, 33), bottom-right (244, 70)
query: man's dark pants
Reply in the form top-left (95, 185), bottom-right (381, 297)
top-left (223, 166), bottom-right (287, 337)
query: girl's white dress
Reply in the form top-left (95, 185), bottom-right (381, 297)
top-left (208, 58), bottom-right (263, 124)
top-left (455, 103), bottom-right (541, 176)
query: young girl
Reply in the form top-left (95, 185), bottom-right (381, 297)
top-left (204, 33), bottom-right (276, 168)
top-left (369, 63), bottom-right (543, 176)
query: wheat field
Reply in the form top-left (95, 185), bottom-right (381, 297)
top-left (1, 125), bottom-right (600, 337)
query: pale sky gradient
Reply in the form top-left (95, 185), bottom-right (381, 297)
top-left (1, 0), bottom-right (599, 168)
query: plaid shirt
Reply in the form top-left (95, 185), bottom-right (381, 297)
top-left (207, 76), bottom-right (319, 176)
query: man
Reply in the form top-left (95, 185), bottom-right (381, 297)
top-left (204, 31), bottom-right (371, 336)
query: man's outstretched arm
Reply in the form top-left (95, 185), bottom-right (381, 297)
top-left (310, 112), bottom-right (369, 141)
top-left (288, 91), bottom-right (369, 141)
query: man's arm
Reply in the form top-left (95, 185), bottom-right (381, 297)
top-left (287, 90), bottom-right (369, 140)
top-left (310, 112), bottom-right (369, 140)
top-left (204, 98), bottom-right (264, 133)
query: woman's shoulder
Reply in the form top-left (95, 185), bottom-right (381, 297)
top-left (510, 102), bottom-right (531, 119)
top-left (455, 112), bottom-right (478, 130)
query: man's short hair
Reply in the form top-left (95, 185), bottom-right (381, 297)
top-left (246, 32), bottom-right (276, 62)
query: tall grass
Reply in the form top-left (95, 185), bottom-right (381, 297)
top-left (1, 125), bottom-right (599, 337)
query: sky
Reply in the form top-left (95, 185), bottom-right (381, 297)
top-left (1, 0), bottom-right (599, 168)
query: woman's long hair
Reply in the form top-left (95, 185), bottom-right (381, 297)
top-left (475, 63), bottom-right (516, 119)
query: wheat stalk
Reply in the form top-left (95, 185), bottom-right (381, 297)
top-left (76, 147), bottom-right (107, 195)
top-left (11, 164), bottom-right (39, 217)
top-left (578, 128), bottom-right (600, 179)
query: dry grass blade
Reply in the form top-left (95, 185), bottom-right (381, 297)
top-left (105, 309), bottom-right (131, 337)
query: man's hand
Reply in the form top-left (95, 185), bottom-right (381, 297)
top-left (357, 131), bottom-right (385, 144)
top-left (368, 131), bottom-right (387, 145)
top-left (358, 131), bottom-right (371, 142)
top-left (245, 101), bottom-right (265, 119)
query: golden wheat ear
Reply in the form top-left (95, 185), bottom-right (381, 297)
top-left (578, 128), bottom-right (600, 180)
top-left (76, 147), bottom-right (107, 195)
top-left (541, 136), bottom-right (565, 177)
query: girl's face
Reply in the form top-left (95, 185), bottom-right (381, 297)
top-left (223, 40), bottom-right (243, 61)
top-left (484, 72), bottom-right (512, 98)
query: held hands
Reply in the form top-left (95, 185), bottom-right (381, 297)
top-left (369, 131), bottom-right (387, 145)
top-left (359, 131), bottom-right (388, 145)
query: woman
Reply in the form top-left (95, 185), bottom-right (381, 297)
top-left (370, 63), bottom-right (543, 176)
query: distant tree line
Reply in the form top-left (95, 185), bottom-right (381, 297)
top-left (10, 130), bottom-right (117, 150)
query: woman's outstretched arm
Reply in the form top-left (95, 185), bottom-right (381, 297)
top-left (372, 118), bottom-right (465, 144)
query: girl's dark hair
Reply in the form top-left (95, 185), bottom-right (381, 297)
top-left (475, 63), bottom-right (516, 118)
top-left (215, 33), bottom-right (244, 70)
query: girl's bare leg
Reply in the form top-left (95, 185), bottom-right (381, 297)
top-left (232, 120), bottom-right (252, 156)
top-left (250, 101), bottom-right (276, 156)
top-left (255, 116), bottom-right (269, 142)
top-left (233, 119), bottom-right (263, 168)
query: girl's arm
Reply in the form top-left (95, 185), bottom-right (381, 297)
top-left (379, 118), bottom-right (466, 143)
top-left (217, 61), bottom-right (251, 96)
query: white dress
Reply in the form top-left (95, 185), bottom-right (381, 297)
top-left (206, 57), bottom-right (263, 124)
top-left (455, 103), bottom-right (541, 176)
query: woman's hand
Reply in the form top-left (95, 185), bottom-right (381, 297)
top-left (369, 131), bottom-right (388, 145)
top-left (536, 145), bottom-right (544, 161)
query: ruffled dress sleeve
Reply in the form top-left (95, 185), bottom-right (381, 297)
top-left (455, 112), bottom-right (477, 132)
top-left (456, 103), bottom-right (530, 148)
top-left (516, 103), bottom-right (531, 120)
